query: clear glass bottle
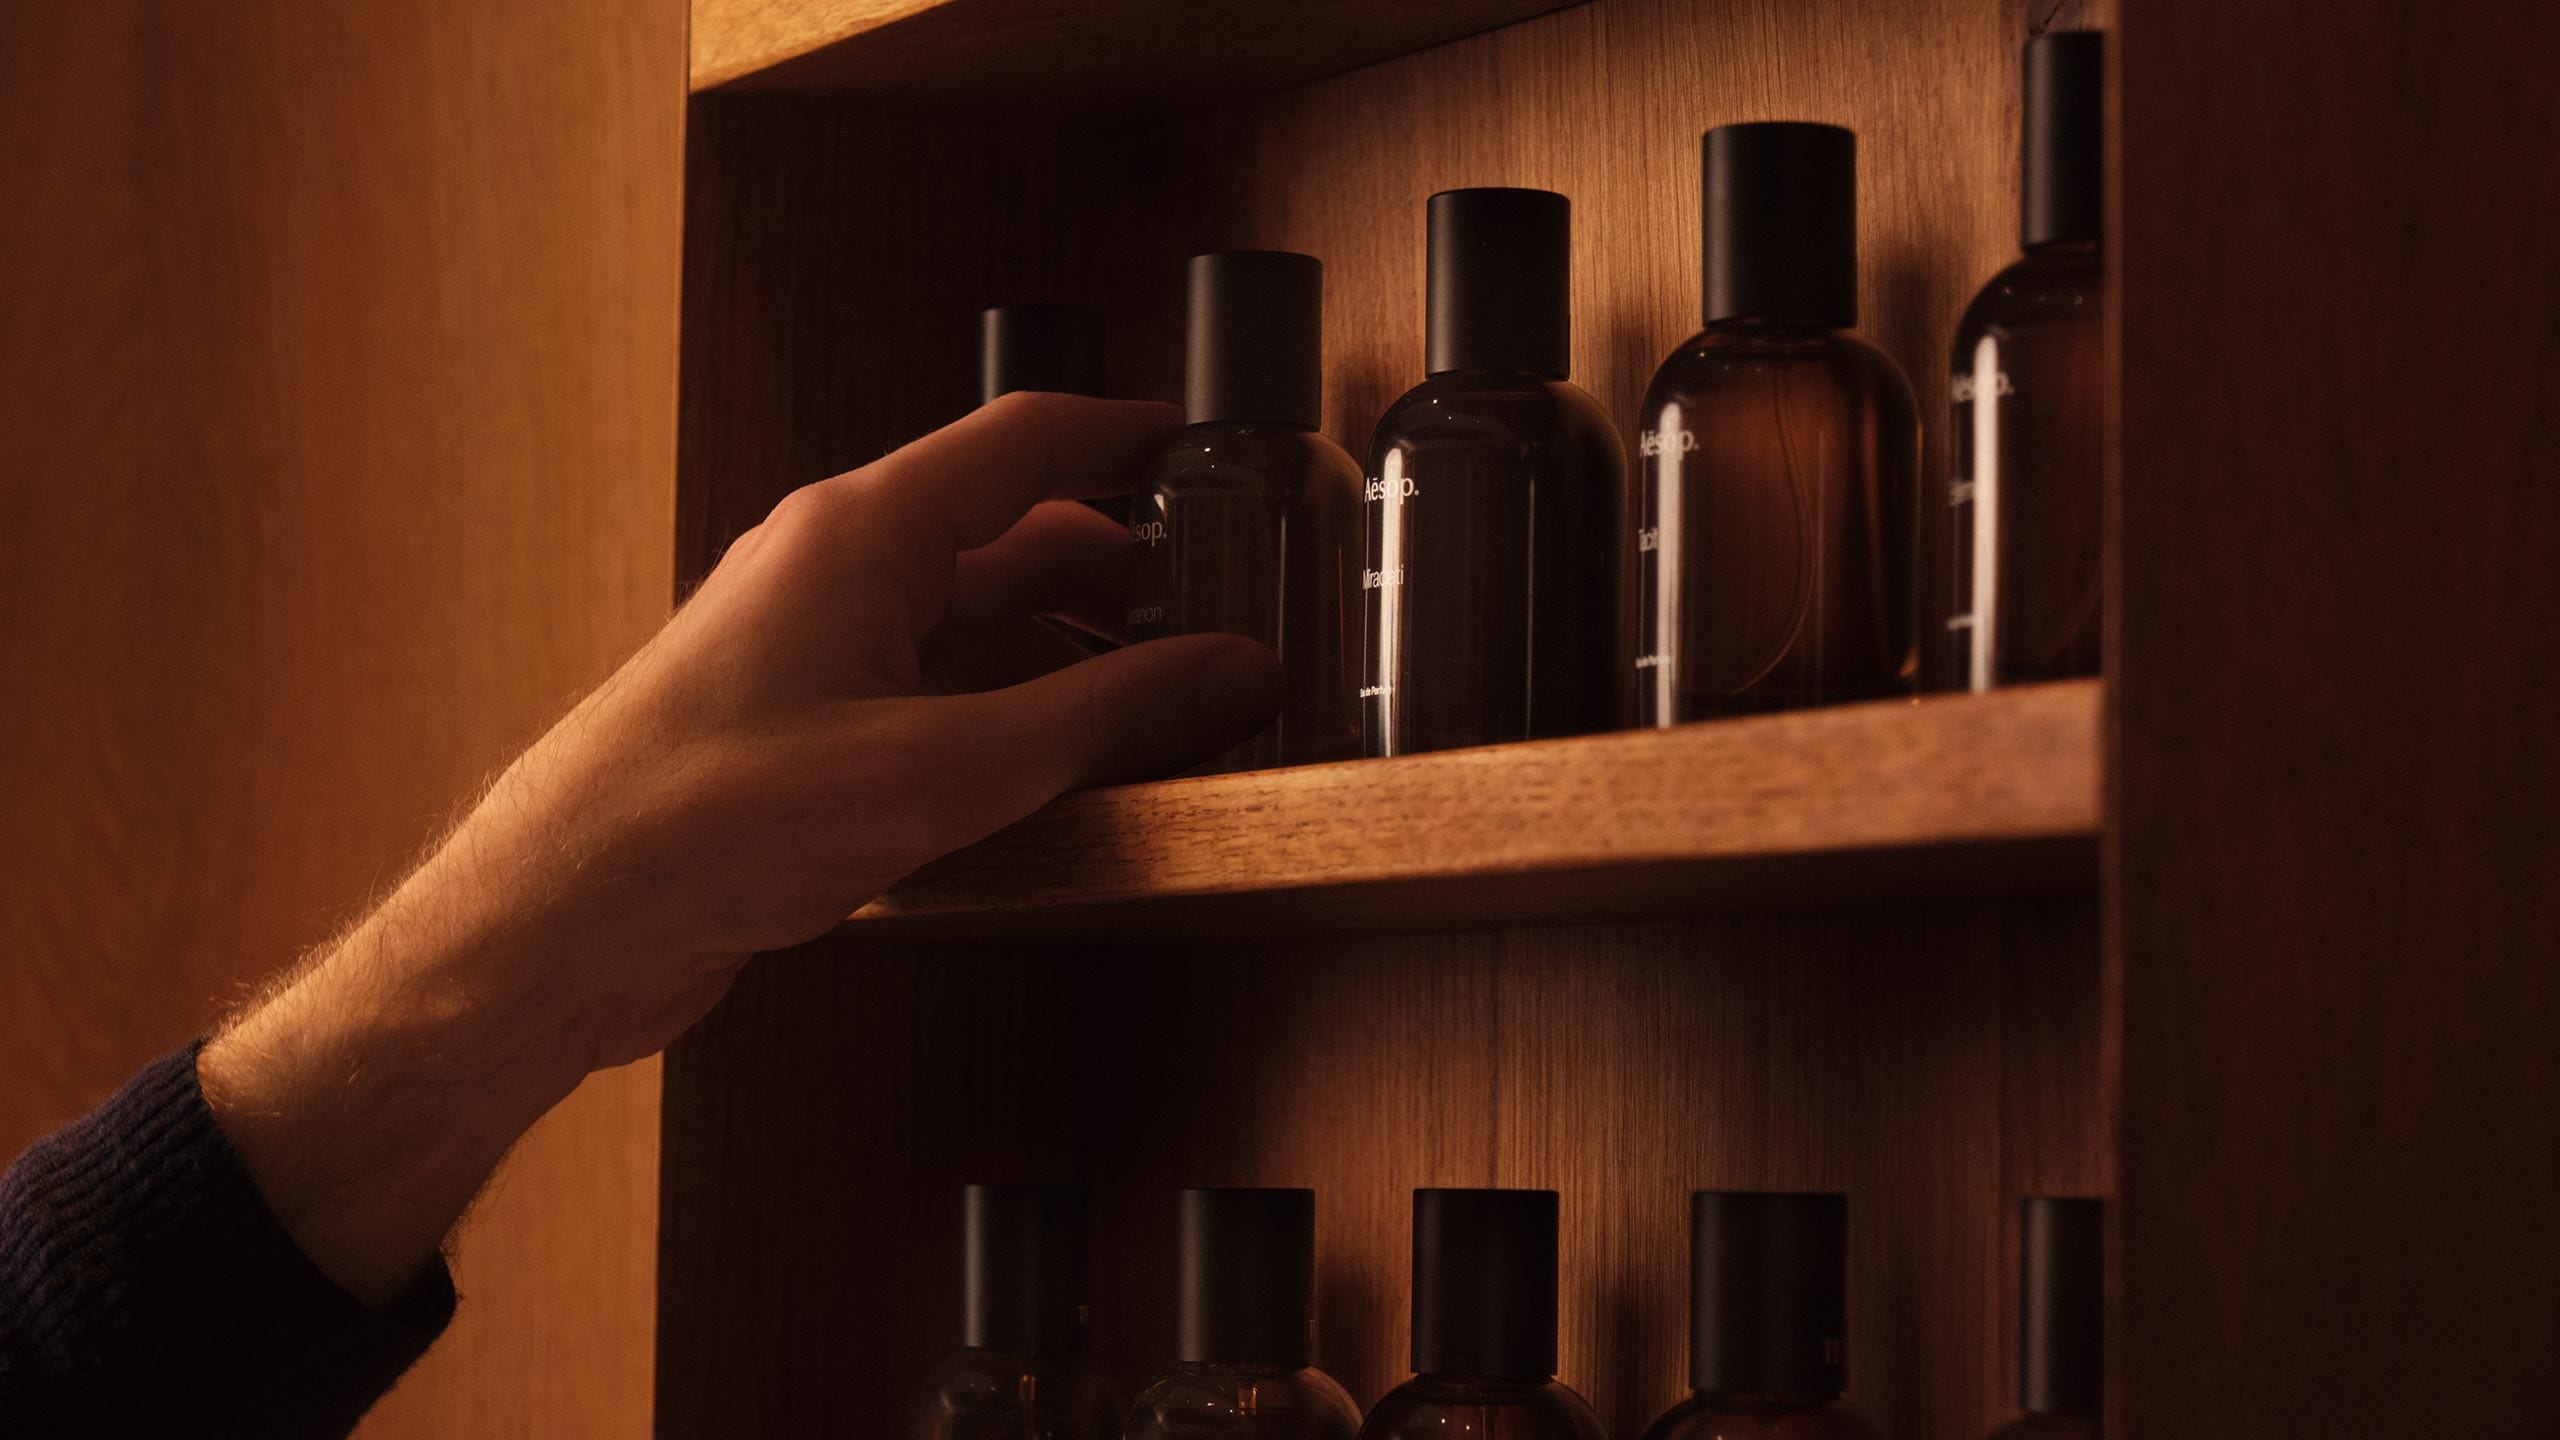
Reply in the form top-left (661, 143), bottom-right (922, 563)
top-left (1629, 123), bottom-right (1918, 724)
top-left (912, 1184), bottom-right (1124, 1440)
top-left (1362, 188), bottom-right (1624, 756)
top-left (1359, 1189), bottom-right (1605, 1440)
top-left (1125, 1188), bottom-right (1361, 1440)
top-left (1127, 253), bottom-right (1362, 771)
top-left (1928, 31), bottom-right (2107, 692)
top-left (1985, 1197), bottom-right (2104, 1439)
top-left (1637, 1192), bottom-right (1880, 1440)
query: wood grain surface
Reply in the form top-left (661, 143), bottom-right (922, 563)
top-left (661, 902), bottom-right (2102, 1439)
top-left (692, 0), bottom-right (1591, 98)
top-left (853, 683), bottom-right (2099, 937)
top-left (0, 2), bottom-right (684, 1435)
top-left (2111, 0), bottom-right (2560, 1432)
top-left (663, 2), bottom-right (2103, 1436)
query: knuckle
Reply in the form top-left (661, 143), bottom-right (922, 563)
top-left (979, 389), bottom-right (1074, 429)
top-left (765, 477), bottom-right (865, 547)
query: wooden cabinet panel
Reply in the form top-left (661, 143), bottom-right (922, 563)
top-left (2113, 0), bottom-right (2560, 1430)
top-left (0, 1), bottom-right (685, 1435)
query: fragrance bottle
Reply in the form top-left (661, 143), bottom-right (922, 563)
top-left (1628, 123), bottom-right (1920, 723)
top-left (1927, 31), bottom-right (2107, 691)
top-left (1637, 1191), bottom-right (1881, 1440)
top-left (982, 302), bottom-right (1120, 524)
top-left (1988, 1198), bottom-right (2103, 1439)
top-left (1361, 188), bottom-right (1624, 756)
top-left (1358, 1189), bottom-right (1605, 1440)
top-left (982, 303), bottom-right (1107, 403)
top-left (1126, 252), bottom-right (1363, 770)
top-left (1125, 1188), bottom-right (1361, 1440)
top-left (912, 1184), bottom-right (1124, 1440)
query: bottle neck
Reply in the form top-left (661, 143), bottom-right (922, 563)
top-left (1704, 315), bottom-right (1842, 338)
top-left (1414, 1371), bottom-right (1554, 1392)
top-left (1422, 365), bottom-right (1562, 383)
top-left (1698, 1389), bottom-right (1845, 1415)
top-left (1185, 415), bottom-right (1316, 433)
top-left (2023, 237), bottom-right (2101, 261)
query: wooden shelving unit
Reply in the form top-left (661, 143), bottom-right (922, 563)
top-left (852, 682), bottom-right (2099, 938)
top-left (690, 0), bottom-right (1592, 98)
top-left (661, 4), bottom-right (2110, 1437)
top-left (657, 0), bottom-right (2560, 1437)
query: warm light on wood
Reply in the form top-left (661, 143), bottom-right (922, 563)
top-left (691, 0), bottom-right (1592, 97)
top-left (851, 682), bottom-right (2099, 937)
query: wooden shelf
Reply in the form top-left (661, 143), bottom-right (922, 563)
top-left (846, 680), bottom-right (2101, 939)
top-left (691, 0), bottom-right (1591, 98)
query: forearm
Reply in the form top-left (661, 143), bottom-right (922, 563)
top-left (198, 837), bottom-right (606, 1308)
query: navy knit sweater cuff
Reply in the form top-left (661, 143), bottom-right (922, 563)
top-left (0, 1042), bottom-right (458, 1437)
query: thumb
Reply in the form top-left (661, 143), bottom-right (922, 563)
top-left (942, 631), bottom-right (1286, 809)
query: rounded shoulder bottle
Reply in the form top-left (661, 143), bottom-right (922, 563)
top-left (1638, 1191), bottom-right (1882, 1440)
top-left (1359, 1188), bottom-right (1606, 1440)
top-left (1928, 31), bottom-right (2107, 691)
top-left (911, 1184), bottom-right (1124, 1440)
top-left (1629, 123), bottom-right (1919, 724)
top-left (1125, 1188), bottom-right (1361, 1440)
top-left (1986, 1197), bottom-right (2104, 1439)
top-left (1362, 188), bottom-right (1624, 756)
top-left (1128, 251), bottom-right (1363, 770)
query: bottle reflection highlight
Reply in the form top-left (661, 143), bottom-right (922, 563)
top-left (1629, 123), bottom-right (1919, 724)
top-left (1361, 188), bottom-right (1624, 757)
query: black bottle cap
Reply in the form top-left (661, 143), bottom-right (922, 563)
top-left (1690, 1191), bottom-right (1848, 1398)
top-left (1702, 122), bottom-right (1858, 329)
top-left (962, 1183), bottom-right (1091, 1354)
top-left (1425, 188), bottom-right (1571, 378)
top-left (980, 303), bottom-right (1106, 405)
top-left (1410, 1188), bottom-right (1559, 1378)
top-left (1186, 251), bottom-right (1324, 429)
top-left (2022, 31), bottom-right (2105, 250)
top-left (1178, 1187), bottom-right (1317, 1369)
top-left (2021, 1197), bottom-right (2104, 1419)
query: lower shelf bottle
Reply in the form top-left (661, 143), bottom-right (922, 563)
top-left (911, 1183), bottom-right (1125, 1440)
top-left (1638, 1191), bottom-right (1882, 1440)
top-left (1988, 1198), bottom-right (2103, 1438)
top-left (1358, 1188), bottom-right (1606, 1440)
top-left (1125, 1188), bottom-right (1361, 1439)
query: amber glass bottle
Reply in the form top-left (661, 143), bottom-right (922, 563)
top-left (1638, 1192), bottom-right (1881, 1440)
top-left (911, 1184), bottom-right (1124, 1440)
top-left (981, 303), bottom-right (1106, 404)
top-left (1628, 123), bottom-right (1919, 724)
top-left (1987, 1198), bottom-right (2104, 1439)
top-left (1361, 188), bottom-right (1623, 756)
top-left (1928, 32), bottom-right (2107, 691)
top-left (1359, 1189), bottom-right (1605, 1440)
top-left (1125, 1189), bottom-right (1361, 1440)
top-left (1126, 252), bottom-right (1362, 771)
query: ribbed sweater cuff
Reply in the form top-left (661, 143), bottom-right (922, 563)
top-left (0, 1041), bottom-right (456, 1437)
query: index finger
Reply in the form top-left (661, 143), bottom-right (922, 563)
top-left (850, 392), bottom-right (1180, 555)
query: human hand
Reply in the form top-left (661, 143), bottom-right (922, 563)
top-left (200, 394), bottom-right (1281, 1304)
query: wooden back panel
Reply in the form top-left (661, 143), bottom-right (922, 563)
top-left (660, 905), bottom-right (2101, 1438)
top-left (662, 5), bottom-right (2105, 1438)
